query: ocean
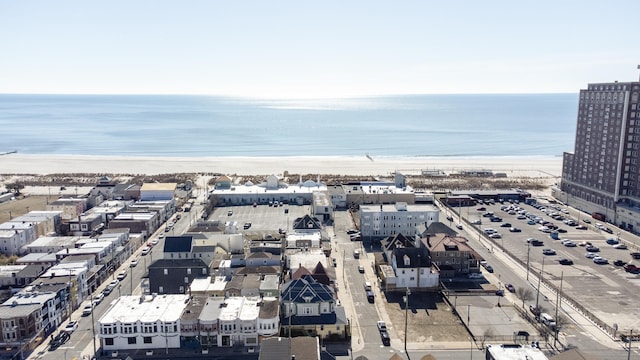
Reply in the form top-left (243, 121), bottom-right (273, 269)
top-left (0, 94), bottom-right (578, 157)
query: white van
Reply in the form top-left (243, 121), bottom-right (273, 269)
top-left (539, 313), bottom-right (556, 328)
top-left (354, 249), bottom-right (360, 259)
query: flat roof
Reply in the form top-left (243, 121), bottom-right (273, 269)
top-left (140, 183), bottom-right (177, 191)
top-left (360, 203), bottom-right (438, 212)
top-left (100, 294), bottom-right (188, 324)
top-left (485, 344), bottom-right (548, 360)
top-left (27, 236), bottom-right (85, 248)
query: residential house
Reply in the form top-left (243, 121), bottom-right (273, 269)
top-left (259, 336), bottom-right (320, 360)
top-left (98, 294), bottom-right (187, 352)
top-left (422, 234), bottom-right (481, 278)
top-left (147, 259), bottom-right (209, 294)
top-left (280, 276), bottom-right (348, 340)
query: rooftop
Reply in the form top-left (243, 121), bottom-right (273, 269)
top-left (99, 294), bottom-right (189, 324)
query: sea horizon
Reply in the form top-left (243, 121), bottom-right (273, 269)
top-left (0, 93), bottom-right (579, 158)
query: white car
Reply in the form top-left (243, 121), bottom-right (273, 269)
top-left (130, 258), bottom-right (139, 267)
top-left (82, 303), bottom-right (94, 316)
top-left (489, 233), bottom-right (501, 239)
top-left (159, 233), bottom-right (165, 239)
top-left (92, 292), bottom-right (105, 305)
top-left (141, 247), bottom-right (151, 256)
top-left (456, 223), bottom-right (463, 230)
top-left (64, 320), bottom-right (78, 333)
top-left (377, 321), bottom-right (387, 331)
top-left (585, 252), bottom-right (597, 259)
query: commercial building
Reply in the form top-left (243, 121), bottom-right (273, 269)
top-left (559, 78), bottom-right (640, 233)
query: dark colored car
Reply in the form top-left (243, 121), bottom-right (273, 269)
top-left (531, 240), bottom-right (544, 247)
top-left (614, 260), bottom-right (626, 266)
top-left (556, 228), bottom-right (567, 233)
top-left (586, 245), bottom-right (600, 252)
top-left (505, 284), bottom-right (516, 293)
top-left (500, 223), bottom-right (512, 228)
top-left (509, 227), bottom-right (522, 232)
top-left (495, 289), bottom-right (505, 296)
top-left (49, 331), bottom-right (70, 351)
top-left (380, 330), bottom-right (391, 346)
top-left (559, 258), bottom-right (574, 265)
top-left (631, 252), bottom-right (640, 259)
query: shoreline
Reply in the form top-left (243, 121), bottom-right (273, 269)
top-left (0, 154), bottom-right (563, 177)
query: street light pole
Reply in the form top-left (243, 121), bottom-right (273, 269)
top-left (628, 329), bottom-right (633, 360)
top-left (91, 295), bottom-right (97, 358)
top-left (468, 304), bottom-right (472, 360)
top-left (404, 287), bottom-right (411, 354)
top-left (535, 257), bottom-right (545, 310)
top-left (526, 242), bottom-right (531, 281)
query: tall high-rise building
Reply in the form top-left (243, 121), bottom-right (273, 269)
top-left (559, 77), bottom-right (640, 233)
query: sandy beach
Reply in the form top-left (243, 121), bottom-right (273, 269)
top-left (0, 154), bottom-right (563, 177)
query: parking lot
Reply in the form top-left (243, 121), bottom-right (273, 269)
top-left (459, 200), bottom-right (640, 333)
top-left (209, 202), bottom-right (313, 238)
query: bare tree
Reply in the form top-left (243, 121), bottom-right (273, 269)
top-left (516, 287), bottom-right (533, 308)
top-left (481, 328), bottom-right (495, 348)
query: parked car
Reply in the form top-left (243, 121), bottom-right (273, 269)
top-left (614, 244), bottom-right (628, 250)
top-left (130, 258), bottom-right (139, 267)
top-left (542, 248), bottom-right (556, 255)
top-left (49, 331), bottom-right (71, 351)
top-left (509, 227), bottom-right (522, 232)
top-left (63, 320), bottom-right (78, 333)
top-left (456, 223), bottom-right (463, 230)
top-left (593, 257), bottom-right (609, 265)
top-left (380, 330), bottom-right (391, 346)
top-left (614, 260), bottom-right (626, 266)
top-left (82, 303), bottom-right (94, 316)
top-left (227, 210), bottom-right (233, 216)
top-left (141, 247), bottom-right (151, 255)
top-left (481, 262), bottom-right (494, 273)
top-left (558, 258), bottom-right (574, 265)
top-left (358, 265), bottom-right (365, 273)
top-left (576, 225), bottom-right (588, 230)
top-left (489, 233), bottom-right (502, 239)
top-left (92, 292), bottom-right (105, 305)
top-left (495, 289), bottom-right (505, 296)
top-left (500, 223), bottom-right (512, 228)
top-left (116, 270), bottom-right (127, 281)
top-left (586, 245), bottom-right (600, 252)
top-left (624, 263), bottom-right (640, 273)
top-left (505, 284), bottom-right (516, 293)
top-left (585, 252), bottom-right (597, 259)
top-left (243, 222), bottom-right (252, 229)
top-left (631, 252), bottom-right (640, 259)
top-left (606, 238), bottom-right (620, 245)
top-left (377, 321), bottom-right (387, 332)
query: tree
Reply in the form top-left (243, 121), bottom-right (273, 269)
top-left (5, 182), bottom-right (25, 196)
top-left (516, 287), bottom-right (533, 308)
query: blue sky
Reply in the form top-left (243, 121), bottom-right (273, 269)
top-left (1, 1), bottom-right (639, 98)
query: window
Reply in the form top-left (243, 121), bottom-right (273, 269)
top-left (144, 337), bottom-right (152, 344)
top-left (105, 338), bottom-right (114, 345)
top-left (184, 277), bottom-right (189, 283)
top-left (128, 337), bottom-right (137, 344)
top-left (164, 269), bottom-right (168, 275)
top-left (159, 286), bottom-right (164, 293)
top-left (187, 268), bottom-right (191, 275)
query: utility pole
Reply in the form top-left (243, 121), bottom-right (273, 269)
top-left (526, 242), bottom-right (531, 281)
top-left (554, 272), bottom-right (563, 347)
top-left (628, 329), bottom-right (633, 360)
top-left (535, 257), bottom-right (545, 309)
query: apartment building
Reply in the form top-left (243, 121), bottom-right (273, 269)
top-left (559, 79), bottom-right (640, 233)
